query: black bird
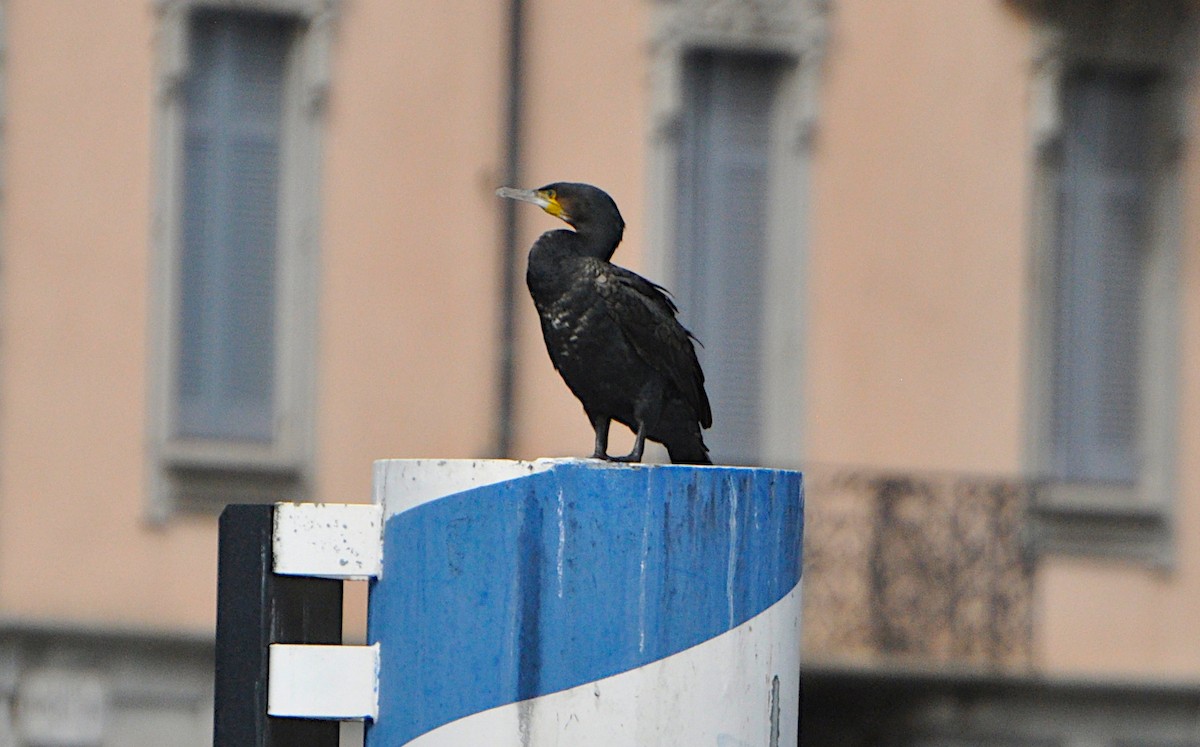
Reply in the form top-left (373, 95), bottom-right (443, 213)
top-left (497, 182), bottom-right (712, 464)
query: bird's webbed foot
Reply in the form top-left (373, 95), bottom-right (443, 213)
top-left (608, 452), bottom-right (642, 464)
top-left (590, 417), bottom-right (613, 461)
top-left (587, 417), bottom-right (647, 463)
top-left (610, 422), bottom-right (647, 463)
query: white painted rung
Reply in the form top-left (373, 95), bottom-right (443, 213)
top-left (273, 502), bottom-right (383, 579)
top-left (267, 643), bottom-right (380, 720)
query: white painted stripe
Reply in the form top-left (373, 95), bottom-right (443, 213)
top-left (272, 503), bottom-right (383, 579)
top-left (401, 586), bottom-right (801, 747)
top-left (373, 458), bottom-right (565, 518)
top-left (267, 644), bottom-right (380, 720)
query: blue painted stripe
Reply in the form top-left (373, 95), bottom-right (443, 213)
top-left (366, 462), bottom-right (802, 746)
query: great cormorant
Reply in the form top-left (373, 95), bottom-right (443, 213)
top-left (496, 182), bottom-right (712, 464)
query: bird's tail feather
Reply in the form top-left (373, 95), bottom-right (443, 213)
top-left (667, 438), bottom-right (711, 465)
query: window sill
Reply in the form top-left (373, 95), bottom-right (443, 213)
top-left (1032, 485), bottom-right (1172, 566)
top-left (157, 460), bottom-right (306, 517)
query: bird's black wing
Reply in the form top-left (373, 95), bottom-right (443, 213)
top-left (594, 262), bottom-right (712, 428)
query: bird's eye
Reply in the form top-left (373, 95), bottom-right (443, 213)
top-left (545, 189), bottom-right (557, 200)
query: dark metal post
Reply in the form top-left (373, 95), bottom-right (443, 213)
top-left (493, 0), bottom-right (526, 457)
top-left (213, 504), bottom-right (343, 747)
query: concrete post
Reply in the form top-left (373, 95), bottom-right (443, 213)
top-left (366, 458), bottom-right (803, 747)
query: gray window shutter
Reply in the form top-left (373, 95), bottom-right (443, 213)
top-left (176, 12), bottom-right (292, 442)
top-left (676, 53), bottom-right (782, 465)
top-left (1052, 68), bottom-right (1154, 484)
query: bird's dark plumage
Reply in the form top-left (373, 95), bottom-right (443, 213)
top-left (497, 182), bottom-right (712, 464)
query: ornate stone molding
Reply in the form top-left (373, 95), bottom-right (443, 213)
top-left (653, 0), bottom-right (824, 49)
top-left (154, 0), bottom-right (340, 113)
top-left (649, 0), bottom-right (829, 148)
top-left (1024, 0), bottom-right (1196, 157)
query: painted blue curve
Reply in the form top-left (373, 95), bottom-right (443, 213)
top-left (365, 462), bottom-right (803, 746)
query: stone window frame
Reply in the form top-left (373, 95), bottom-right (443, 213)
top-left (1022, 0), bottom-right (1196, 563)
top-left (148, 0), bottom-right (336, 516)
top-left (644, 0), bottom-right (828, 466)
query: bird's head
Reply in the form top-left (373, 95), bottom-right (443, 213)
top-left (496, 181), bottom-right (625, 257)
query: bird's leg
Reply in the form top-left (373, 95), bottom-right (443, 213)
top-left (590, 416), bottom-right (612, 460)
top-left (611, 420), bottom-right (647, 463)
top-left (610, 379), bottom-right (661, 463)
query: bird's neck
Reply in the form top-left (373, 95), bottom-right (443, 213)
top-left (527, 231), bottom-right (600, 302)
top-left (529, 229), bottom-right (618, 265)
top-left (571, 221), bottom-right (622, 261)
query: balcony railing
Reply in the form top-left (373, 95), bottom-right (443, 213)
top-left (802, 469), bottom-right (1034, 670)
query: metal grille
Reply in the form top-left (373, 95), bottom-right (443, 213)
top-left (802, 469), bottom-right (1034, 669)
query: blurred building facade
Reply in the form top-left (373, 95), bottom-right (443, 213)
top-left (0, 0), bottom-right (1197, 744)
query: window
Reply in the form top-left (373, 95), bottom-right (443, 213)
top-left (646, 0), bottom-right (825, 468)
top-left (1026, 1), bottom-right (1189, 561)
top-left (1050, 68), bottom-right (1158, 486)
top-left (151, 2), bottom-right (333, 514)
top-left (674, 52), bottom-right (785, 465)
top-left (178, 11), bottom-right (290, 443)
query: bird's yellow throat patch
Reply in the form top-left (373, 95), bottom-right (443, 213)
top-left (540, 190), bottom-right (565, 219)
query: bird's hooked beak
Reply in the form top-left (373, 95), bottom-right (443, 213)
top-left (496, 186), bottom-right (569, 222)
